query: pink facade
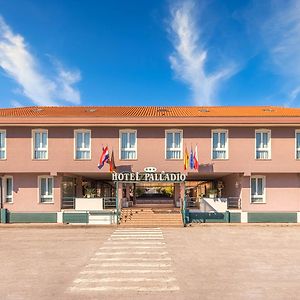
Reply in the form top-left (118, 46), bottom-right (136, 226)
top-left (1, 106), bottom-right (300, 213)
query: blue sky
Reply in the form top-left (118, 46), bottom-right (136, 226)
top-left (0, 0), bottom-right (299, 107)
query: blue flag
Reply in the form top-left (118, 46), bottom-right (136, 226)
top-left (189, 147), bottom-right (194, 169)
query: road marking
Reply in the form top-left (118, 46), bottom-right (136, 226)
top-left (86, 262), bottom-right (172, 268)
top-left (69, 227), bottom-right (180, 294)
top-left (91, 257), bottom-right (171, 261)
top-left (80, 269), bottom-right (174, 275)
top-left (70, 285), bottom-right (180, 292)
top-left (99, 246), bottom-right (166, 249)
top-left (95, 251), bottom-right (169, 255)
top-left (74, 277), bottom-right (176, 283)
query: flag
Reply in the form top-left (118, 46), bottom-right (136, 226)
top-left (98, 146), bottom-right (109, 169)
top-left (193, 145), bottom-right (199, 170)
top-left (109, 150), bottom-right (117, 172)
top-left (184, 147), bottom-right (189, 170)
top-left (189, 146), bottom-right (194, 169)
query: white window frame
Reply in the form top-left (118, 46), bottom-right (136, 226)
top-left (32, 129), bottom-right (48, 160)
top-left (250, 175), bottom-right (266, 204)
top-left (3, 176), bottom-right (13, 203)
top-left (295, 130), bottom-right (300, 160)
top-left (0, 130), bottom-right (6, 160)
top-left (211, 129), bottom-right (228, 160)
top-left (165, 129), bottom-right (183, 160)
top-left (38, 176), bottom-right (54, 203)
top-left (119, 129), bottom-right (137, 160)
top-left (255, 129), bottom-right (271, 160)
top-left (74, 129), bottom-right (91, 160)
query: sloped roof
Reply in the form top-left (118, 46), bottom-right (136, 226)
top-left (0, 106), bottom-right (300, 118)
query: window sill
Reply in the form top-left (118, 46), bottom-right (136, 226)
top-left (119, 159), bottom-right (138, 161)
top-left (74, 158), bottom-right (92, 161)
top-left (211, 158), bottom-right (229, 161)
top-left (39, 201), bottom-right (54, 204)
top-left (255, 159), bottom-right (272, 161)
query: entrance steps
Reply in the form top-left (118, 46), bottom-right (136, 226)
top-left (136, 199), bottom-right (174, 205)
top-left (120, 207), bottom-right (183, 227)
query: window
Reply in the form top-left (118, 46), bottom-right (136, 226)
top-left (251, 176), bottom-right (265, 203)
top-left (0, 130), bottom-right (6, 159)
top-left (33, 129), bottom-right (48, 159)
top-left (120, 130), bottom-right (137, 160)
top-left (166, 130), bottom-right (183, 159)
top-left (3, 176), bottom-right (13, 203)
top-left (255, 130), bottom-right (271, 159)
top-left (39, 176), bottom-right (54, 203)
top-left (75, 130), bottom-right (91, 159)
top-left (212, 129), bottom-right (228, 159)
top-left (296, 130), bottom-right (300, 159)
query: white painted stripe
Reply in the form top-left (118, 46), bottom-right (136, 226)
top-left (112, 234), bottom-right (163, 236)
top-left (110, 237), bottom-right (164, 240)
top-left (104, 241), bottom-right (166, 245)
top-left (70, 285), bottom-right (180, 292)
top-left (99, 246), bottom-right (166, 249)
top-left (74, 277), bottom-right (176, 283)
top-left (95, 251), bottom-right (169, 255)
top-left (91, 257), bottom-right (171, 262)
top-left (115, 228), bottom-right (161, 230)
top-left (86, 262), bottom-right (172, 268)
top-left (80, 269), bottom-right (174, 275)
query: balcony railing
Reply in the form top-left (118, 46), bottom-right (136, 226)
top-left (186, 196), bottom-right (241, 211)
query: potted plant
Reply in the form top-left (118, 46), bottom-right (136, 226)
top-left (84, 187), bottom-right (96, 198)
top-left (208, 189), bottom-right (217, 199)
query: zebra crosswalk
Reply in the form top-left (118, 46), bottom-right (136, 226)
top-left (69, 228), bottom-right (180, 293)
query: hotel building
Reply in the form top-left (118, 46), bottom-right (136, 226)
top-left (1, 105), bottom-right (300, 225)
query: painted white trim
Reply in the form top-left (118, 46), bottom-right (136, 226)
top-left (119, 129), bottom-right (137, 160)
top-left (74, 129), bottom-right (91, 160)
top-left (241, 212), bottom-right (248, 223)
top-left (3, 175), bottom-right (13, 203)
top-left (57, 212), bottom-right (63, 223)
top-left (38, 175), bottom-right (54, 204)
top-left (250, 175), bottom-right (266, 204)
top-left (165, 129), bottom-right (183, 160)
top-left (0, 129), bottom-right (6, 160)
top-left (297, 212), bottom-right (300, 223)
top-left (32, 129), bottom-right (48, 160)
top-left (295, 130), bottom-right (300, 160)
top-left (255, 129), bottom-right (271, 160)
top-left (211, 129), bottom-right (229, 160)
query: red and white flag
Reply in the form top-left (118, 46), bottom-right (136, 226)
top-left (193, 145), bottom-right (199, 170)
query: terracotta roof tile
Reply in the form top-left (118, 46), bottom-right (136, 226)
top-left (0, 106), bottom-right (300, 118)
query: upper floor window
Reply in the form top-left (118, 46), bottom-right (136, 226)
top-left (296, 130), bottom-right (300, 159)
top-left (166, 130), bottom-right (183, 159)
top-left (120, 130), bottom-right (137, 160)
top-left (4, 176), bottom-right (13, 203)
top-left (212, 129), bottom-right (228, 159)
top-left (39, 176), bottom-right (54, 203)
top-left (0, 130), bottom-right (6, 160)
top-left (75, 130), bottom-right (91, 160)
top-left (33, 129), bottom-right (48, 160)
top-left (255, 130), bottom-right (271, 159)
top-left (251, 175), bottom-right (265, 203)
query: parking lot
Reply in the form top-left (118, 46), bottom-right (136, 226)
top-left (1, 224), bottom-right (300, 300)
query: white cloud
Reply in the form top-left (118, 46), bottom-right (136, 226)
top-left (168, 1), bottom-right (236, 105)
top-left (254, 0), bottom-right (300, 105)
top-left (0, 16), bottom-right (81, 106)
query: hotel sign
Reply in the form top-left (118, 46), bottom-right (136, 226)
top-left (112, 171), bottom-right (186, 182)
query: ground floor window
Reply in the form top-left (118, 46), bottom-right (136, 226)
top-left (4, 176), bottom-right (13, 203)
top-left (251, 176), bottom-right (265, 203)
top-left (39, 176), bottom-right (54, 203)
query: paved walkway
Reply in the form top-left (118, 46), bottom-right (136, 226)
top-left (69, 227), bottom-right (180, 294)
